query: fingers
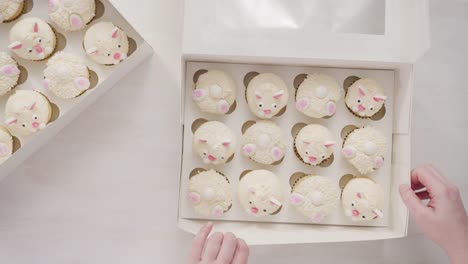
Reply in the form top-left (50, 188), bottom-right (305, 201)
top-left (416, 190), bottom-right (430, 200)
top-left (188, 222), bottom-right (213, 264)
top-left (202, 232), bottom-right (224, 261)
top-left (411, 166), bottom-right (446, 196)
top-left (231, 239), bottom-right (250, 264)
top-left (399, 184), bottom-right (433, 220)
top-left (217, 232), bottom-right (238, 263)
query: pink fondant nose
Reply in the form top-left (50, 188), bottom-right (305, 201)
top-left (208, 155), bottom-right (216, 161)
top-left (308, 156), bottom-right (317, 162)
top-left (352, 209), bottom-right (360, 216)
top-left (32, 122), bottom-right (40, 128)
top-left (358, 104), bottom-right (366, 111)
top-left (251, 207), bottom-right (258, 214)
top-left (264, 109), bottom-right (272, 115)
top-left (113, 53), bottom-right (121, 60)
top-left (35, 45), bottom-right (43, 53)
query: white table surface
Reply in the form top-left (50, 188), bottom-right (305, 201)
top-left (0, 0), bottom-right (467, 263)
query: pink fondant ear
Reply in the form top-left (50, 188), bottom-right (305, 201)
top-left (356, 192), bottom-right (363, 199)
top-left (192, 89), bottom-right (206, 101)
top-left (324, 141), bottom-right (335, 148)
top-left (217, 100), bottom-right (230, 114)
top-left (302, 140), bottom-right (310, 145)
top-left (326, 101), bottom-right (336, 116)
top-left (0, 143), bottom-right (8, 156)
top-left (290, 193), bottom-right (304, 205)
top-left (242, 144), bottom-right (256, 156)
top-left (296, 97), bottom-right (310, 111)
top-left (373, 95), bottom-right (387, 102)
top-left (255, 91), bottom-right (262, 100)
top-left (6, 117), bottom-right (17, 125)
top-left (374, 156), bottom-right (384, 169)
top-left (70, 14), bottom-right (84, 29)
top-left (198, 139), bottom-right (207, 144)
top-left (8, 41), bottom-right (23, 50)
top-left (48, 0), bottom-right (58, 12)
top-left (311, 212), bottom-right (324, 223)
top-left (33, 22), bottom-right (39, 33)
top-left (373, 209), bottom-right (383, 218)
top-left (211, 205), bottom-right (224, 217)
top-left (222, 141), bottom-right (231, 147)
top-left (273, 90), bottom-right (285, 99)
top-left (43, 79), bottom-right (50, 90)
top-left (269, 197), bottom-right (282, 207)
top-left (358, 87), bottom-right (366, 96)
top-left (74, 77), bottom-right (91, 91)
top-left (188, 192), bottom-right (201, 204)
top-left (111, 27), bottom-right (119, 39)
top-left (0, 64), bottom-right (20, 77)
top-left (29, 102), bottom-right (36, 110)
top-left (86, 47), bottom-right (98, 55)
top-left (271, 147), bottom-right (284, 161)
top-left (248, 186), bottom-right (256, 194)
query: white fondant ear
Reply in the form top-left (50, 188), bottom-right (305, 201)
top-left (269, 197), bottom-right (282, 207)
top-left (373, 209), bottom-right (383, 218)
top-left (324, 141), bottom-right (336, 148)
top-left (255, 91), bottom-right (262, 100)
top-left (8, 41), bottom-right (23, 50)
top-left (29, 102), bottom-right (36, 110)
top-left (358, 87), bottom-right (366, 96)
top-left (373, 95), bottom-right (387, 102)
top-left (111, 27), bottom-right (119, 39)
top-left (5, 117), bottom-right (17, 125)
top-left (273, 90), bottom-right (285, 99)
top-left (248, 186), bottom-right (256, 194)
top-left (33, 22), bottom-right (39, 33)
top-left (87, 47), bottom-right (98, 54)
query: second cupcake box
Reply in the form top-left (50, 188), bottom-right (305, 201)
top-left (0, 0), bottom-right (153, 180)
top-left (178, 61), bottom-right (395, 227)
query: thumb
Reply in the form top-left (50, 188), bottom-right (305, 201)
top-left (399, 184), bottom-right (430, 220)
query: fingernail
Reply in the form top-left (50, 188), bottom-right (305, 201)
top-left (206, 221), bottom-right (213, 228)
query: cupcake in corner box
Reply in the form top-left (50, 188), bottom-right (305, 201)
top-left (188, 169), bottom-right (233, 217)
top-left (246, 73), bottom-right (289, 119)
top-left (241, 121), bottom-right (287, 165)
top-left (238, 170), bottom-right (283, 217)
top-left (8, 17), bottom-right (57, 61)
top-left (341, 177), bottom-right (384, 222)
top-left (294, 124), bottom-right (336, 166)
top-left (192, 70), bottom-right (237, 115)
top-left (192, 121), bottom-right (236, 165)
top-left (48, 0), bottom-right (96, 32)
top-left (290, 175), bottom-right (340, 223)
top-left (43, 52), bottom-right (91, 99)
top-left (342, 126), bottom-right (387, 174)
top-left (84, 21), bottom-right (129, 65)
top-left (345, 78), bottom-right (387, 118)
top-left (0, 0), bottom-right (24, 23)
top-left (295, 73), bottom-right (343, 118)
top-left (0, 52), bottom-right (20, 96)
top-left (0, 127), bottom-right (13, 164)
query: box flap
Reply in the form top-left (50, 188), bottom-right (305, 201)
top-left (183, 0), bottom-right (430, 64)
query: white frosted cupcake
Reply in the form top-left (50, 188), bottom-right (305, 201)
top-left (246, 73), bottom-right (289, 119)
top-left (192, 121), bottom-right (236, 165)
top-left (342, 127), bottom-right (387, 174)
top-left (241, 120), bottom-right (287, 165)
top-left (44, 52), bottom-right (91, 99)
top-left (0, 126), bottom-right (13, 164)
top-left (341, 177), bottom-right (384, 221)
top-left (0, 52), bottom-right (20, 96)
top-left (295, 73), bottom-right (342, 118)
top-left (49, 0), bottom-right (96, 32)
top-left (345, 78), bottom-right (387, 118)
top-left (5, 91), bottom-right (52, 136)
top-left (9, 17), bottom-right (57, 61)
top-left (290, 175), bottom-right (340, 223)
top-left (188, 169), bottom-right (232, 217)
top-left (84, 21), bottom-right (129, 65)
top-left (238, 170), bottom-right (283, 217)
top-left (0, 0), bottom-right (24, 23)
top-left (294, 124), bottom-right (336, 166)
top-left (192, 70), bottom-right (236, 115)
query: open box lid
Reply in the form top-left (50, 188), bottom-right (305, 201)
top-left (183, 0), bottom-right (430, 64)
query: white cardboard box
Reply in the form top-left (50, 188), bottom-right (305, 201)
top-left (0, 0), bottom-right (153, 181)
top-left (179, 0), bottom-right (430, 244)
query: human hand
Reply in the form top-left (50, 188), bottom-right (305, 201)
top-left (188, 222), bottom-right (250, 264)
top-left (399, 165), bottom-right (468, 264)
